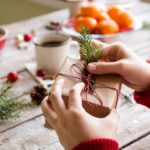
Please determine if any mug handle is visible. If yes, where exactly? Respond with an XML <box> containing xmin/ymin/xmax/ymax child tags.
<box><xmin>69</xmin><ymin>40</ymin><xmax>80</xmax><ymax>59</ymax></box>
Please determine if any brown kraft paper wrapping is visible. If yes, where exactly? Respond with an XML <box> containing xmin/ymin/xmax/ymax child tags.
<box><xmin>54</xmin><ymin>57</ymin><xmax>122</xmax><ymax>118</ymax></box>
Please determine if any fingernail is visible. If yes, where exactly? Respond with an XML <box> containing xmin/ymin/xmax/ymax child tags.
<box><xmin>88</xmin><ymin>63</ymin><xmax>96</xmax><ymax>72</ymax></box>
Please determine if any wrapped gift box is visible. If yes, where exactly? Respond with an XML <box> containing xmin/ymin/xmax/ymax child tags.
<box><xmin>52</xmin><ymin>57</ymin><xmax>122</xmax><ymax>118</ymax></box>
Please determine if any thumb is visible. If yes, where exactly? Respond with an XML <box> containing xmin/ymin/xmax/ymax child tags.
<box><xmin>87</xmin><ymin>61</ymin><xmax>121</xmax><ymax>74</ymax></box>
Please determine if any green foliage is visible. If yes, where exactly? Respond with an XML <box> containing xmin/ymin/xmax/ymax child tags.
<box><xmin>142</xmin><ymin>21</ymin><xmax>150</xmax><ymax>30</ymax></box>
<box><xmin>79</xmin><ymin>27</ymin><xmax>101</xmax><ymax>63</ymax></box>
<box><xmin>0</xmin><ymin>81</ymin><xmax>34</xmax><ymax>120</ymax></box>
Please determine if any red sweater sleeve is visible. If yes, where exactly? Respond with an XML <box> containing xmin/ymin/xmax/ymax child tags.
<box><xmin>73</xmin><ymin>138</ymin><xmax>118</xmax><ymax>150</ymax></box>
<box><xmin>134</xmin><ymin>89</ymin><xmax>150</xmax><ymax>108</ymax></box>
<box><xmin>135</xmin><ymin>59</ymin><xmax>150</xmax><ymax>108</ymax></box>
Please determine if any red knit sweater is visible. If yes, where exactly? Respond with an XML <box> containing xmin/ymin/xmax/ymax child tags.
<box><xmin>73</xmin><ymin>90</ymin><xmax>150</xmax><ymax>150</ymax></box>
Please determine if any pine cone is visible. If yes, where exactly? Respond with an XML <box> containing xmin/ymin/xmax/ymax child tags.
<box><xmin>30</xmin><ymin>85</ymin><xmax>48</xmax><ymax>105</ymax></box>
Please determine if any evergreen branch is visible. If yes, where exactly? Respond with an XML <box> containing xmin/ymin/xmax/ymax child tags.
<box><xmin>0</xmin><ymin>82</ymin><xmax>35</xmax><ymax>120</ymax></box>
<box><xmin>79</xmin><ymin>27</ymin><xmax>101</xmax><ymax>63</ymax></box>
<box><xmin>0</xmin><ymin>81</ymin><xmax>12</xmax><ymax>97</ymax></box>
<box><xmin>142</xmin><ymin>21</ymin><xmax>150</xmax><ymax>30</ymax></box>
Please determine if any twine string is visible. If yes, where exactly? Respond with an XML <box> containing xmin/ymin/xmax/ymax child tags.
<box><xmin>58</xmin><ymin>63</ymin><xmax>119</xmax><ymax>106</ymax></box>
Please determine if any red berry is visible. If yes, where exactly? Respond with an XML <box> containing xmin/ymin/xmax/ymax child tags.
<box><xmin>69</xmin><ymin>18</ymin><xmax>75</xmax><ymax>24</ymax></box>
<box><xmin>24</xmin><ymin>33</ymin><xmax>32</xmax><ymax>42</ymax></box>
<box><xmin>120</xmin><ymin>27</ymin><xmax>133</xmax><ymax>32</ymax></box>
<box><xmin>7</xmin><ymin>71</ymin><xmax>19</xmax><ymax>82</ymax></box>
<box><xmin>36</xmin><ymin>69</ymin><xmax>47</xmax><ymax>77</ymax></box>
<box><xmin>146</xmin><ymin>59</ymin><xmax>150</xmax><ymax>63</ymax></box>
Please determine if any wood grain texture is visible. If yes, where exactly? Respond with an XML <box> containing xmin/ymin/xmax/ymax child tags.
<box><xmin>117</xmin><ymin>104</ymin><xmax>150</xmax><ymax>149</ymax></box>
<box><xmin>122</xmin><ymin>134</ymin><xmax>150</xmax><ymax>150</ymax></box>
<box><xmin>0</xmin><ymin>116</ymin><xmax>58</xmax><ymax>150</ymax></box>
<box><xmin>0</xmin><ymin>104</ymin><xmax>149</xmax><ymax>150</ymax></box>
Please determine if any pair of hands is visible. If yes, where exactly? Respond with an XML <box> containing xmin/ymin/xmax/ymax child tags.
<box><xmin>42</xmin><ymin>40</ymin><xmax>150</xmax><ymax>150</ymax></box>
<box><xmin>42</xmin><ymin>80</ymin><xmax>119</xmax><ymax>150</ymax></box>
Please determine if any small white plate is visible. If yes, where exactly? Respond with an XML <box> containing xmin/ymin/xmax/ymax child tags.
<box><xmin>62</xmin><ymin>17</ymin><xmax>142</xmax><ymax>39</ymax></box>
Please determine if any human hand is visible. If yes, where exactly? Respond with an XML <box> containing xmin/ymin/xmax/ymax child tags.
<box><xmin>87</xmin><ymin>40</ymin><xmax>150</xmax><ymax>92</ymax></box>
<box><xmin>41</xmin><ymin>79</ymin><xmax>119</xmax><ymax>150</ymax></box>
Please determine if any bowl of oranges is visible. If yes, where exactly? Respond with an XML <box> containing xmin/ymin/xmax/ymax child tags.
<box><xmin>62</xmin><ymin>2</ymin><xmax>142</xmax><ymax>38</ymax></box>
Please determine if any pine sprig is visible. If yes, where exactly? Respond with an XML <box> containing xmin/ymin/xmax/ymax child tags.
<box><xmin>79</xmin><ymin>28</ymin><xmax>101</xmax><ymax>63</ymax></box>
<box><xmin>0</xmin><ymin>81</ymin><xmax>35</xmax><ymax>120</ymax></box>
<box><xmin>142</xmin><ymin>21</ymin><xmax>150</xmax><ymax>30</ymax></box>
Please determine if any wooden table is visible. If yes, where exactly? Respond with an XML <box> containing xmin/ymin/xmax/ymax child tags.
<box><xmin>0</xmin><ymin>2</ymin><xmax>150</xmax><ymax>150</ymax></box>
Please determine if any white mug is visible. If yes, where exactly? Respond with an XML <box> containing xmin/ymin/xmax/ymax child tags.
<box><xmin>33</xmin><ymin>33</ymin><xmax>79</xmax><ymax>76</ymax></box>
<box><xmin>66</xmin><ymin>0</ymin><xmax>84</xmax><ymax>17</ymax></box>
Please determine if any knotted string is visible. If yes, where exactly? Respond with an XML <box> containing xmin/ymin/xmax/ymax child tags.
<box><xmin>58</xmin><ymin>63</ymin><xmax>119</xmax><ymax>107</ymax></box>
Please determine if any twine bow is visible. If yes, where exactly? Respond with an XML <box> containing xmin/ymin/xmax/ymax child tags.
<box><xmin>58</xmin><ymin>63</ymin><xmax>119</xmax><ymax>107</ymax></box>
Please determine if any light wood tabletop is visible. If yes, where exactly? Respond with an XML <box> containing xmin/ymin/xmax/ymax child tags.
<box><xmin>0</xmin><ymin>1</ymin><xmax>150</xmax><ymax>150</ymax></box>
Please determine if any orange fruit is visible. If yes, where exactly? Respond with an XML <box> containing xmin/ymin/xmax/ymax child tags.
<box><xmin>108</xmin><ymin>5</ymin><xmax>123</xmax><ymax>20</ymax></box>
<box><xmin>74</xmin><ymin>17</ymin><xmax>97</xmax><ymax>32</ymax></box>
<box><xmin>97</xmin><ymin>12</ymin><xmax>111</xmax><ymax>22</ymax></box>
<box><xmin>95</xmin><ymin>19</ymin><xmax>119</xmax><ymax>34</ymax></box>
<box><xmin>75</xmin><ymin>12</ymin><xmax>84</xmax><ymax>18</ymax></box>
<box><xmin>75</xmin><ymin>11</ymin><xmax>90</xmax><ymax>18</ymax></box>
<box><xmin>80</xmin><ymin>2</ymin><xmax>106</xmax><ymax>19</ymax></box>
<box><xmin>115</xmin><ymin>10</ymin><xmax>134</xmax><ymax>29</ymax></box>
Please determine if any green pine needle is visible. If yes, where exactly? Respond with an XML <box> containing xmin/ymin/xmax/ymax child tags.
<box><xmin>142</xmin><ymin>21</ymin><xmax>150</xmax><ymax>30</ymax></box>
<box><xmin>0</xmin><ymin>81</ymin><xmax>35</xmax><ymax>120</ymax></box>
<box><xmin>79</xmin><ymin>27</ymin><xmax>101</xmax><ymax>63</ymax></box>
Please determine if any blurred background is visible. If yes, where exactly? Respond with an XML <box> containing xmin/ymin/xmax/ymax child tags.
<box><xmin>0</xmin><ymin>0</ymin><xmax>149</xmax><ymax>25</ymax></box>
<box><xmin>0</xmin><ymin>0</ymin><xmax>55</xmax><ymax>24</ymax></box>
